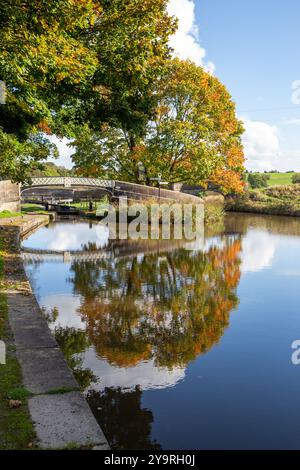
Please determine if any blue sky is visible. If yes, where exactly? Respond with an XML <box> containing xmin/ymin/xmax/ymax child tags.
<box><xmin>196</xmin><ymin>0</ymin><xmax>300</xmax><ymax>171</ymax></box>
<box><xmin>53</xmin><ymin>0</ymin><xmax>300</xmax><ymax>171</ymax></box>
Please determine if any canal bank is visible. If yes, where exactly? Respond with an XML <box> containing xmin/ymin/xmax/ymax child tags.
<box><xmin>0</xmin><ymin>215</ymin><xmax>109</xmax><ymax>449</ymax></box>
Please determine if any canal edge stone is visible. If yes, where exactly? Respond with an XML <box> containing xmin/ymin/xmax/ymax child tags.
<box><xmin>28</xmin><ymin>392</ymin><xmax>109</xmax><ymax>449</ymax></box>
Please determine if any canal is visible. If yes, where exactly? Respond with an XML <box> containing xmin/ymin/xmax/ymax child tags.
<box><xmin>21</xmin><ymin>213</ymin><xmax>300</xmax><ymax>450</ymax></box>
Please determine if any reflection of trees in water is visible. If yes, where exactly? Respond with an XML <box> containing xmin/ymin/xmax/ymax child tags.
<box><xmin>44</xmin><ymin>314</ymin><xmax>160</xmax><ymax>450</ymax></box>
<box><xmin>80</xmin><ymin>241</ymin><xmax>105</xmax><ymax>252</ymax></box>
<box><xmin>225</xmin><ymin>212</ymin><xmax>300</xmax><ymax>238</ymax></box>
<box><xmin>70</xmin><ymin>239</ymin><xmax>242</xmax><ymax>369</ymax></box>
<box><xmin>54</xmin><ymin>325</ymin><xmax>96</xmax><ymax>390</ymax></box>
<box><xmin>39</xmin><ymin>238</ymin><xmax>242</xmax><ymax>451</ymax></box>
<box><xmin>41</xmin><ymin>304</ymin><xmax>96</xmax><ymax>389</ymax></box>
<box><xmin>86</xmin><ymin>386</ymin><xmax>161</xmax><ymax>450</ymax></box>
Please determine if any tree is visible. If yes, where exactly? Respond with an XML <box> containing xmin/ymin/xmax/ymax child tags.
<box><xmin>292</xmin><ymin>173</ymin><xmax>300</xmax><ymax>184</ymax></box>
<box><xmin>62</xmin><ymin>1</ymin><xmax>177</xmax><ymax>142</ymax></box>
<box><xmin>31</xmin><ymin>162</ymin><xmax>73</xmax><ymax>177</ymax></box>
<box><xmin>0</xmin><ymin>0</ymin><xmax>176</xmax><ymax>182</ymax></box>
<box><xmin>0</xmin><ymin>0</ymin><xmax>99</xmax><ymax>181</ymax></box>
<box><xmin>0</xmin><ymin>128</ymin><xmax>58</xmax><ymax>182</ymax></box>
<box><xmin>72</xmin><ymin>59</ymin><xmax>245</xmax><ymax>193</ymax></box>
<box><xmin>248</xmin><ymin>173</ymin><xmax>270</xmax><ymax>189</ymax></box>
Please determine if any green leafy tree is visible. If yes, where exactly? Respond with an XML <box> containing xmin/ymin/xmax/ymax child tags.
<box><xmin>0</xmin><ymin>129</ymin><xmax>58</xmax><ymax>182</ymax></box>
<box><xmin>248</xmin><ymin>173</ymin><xmax>270</xmax><ymax>189</ymax></box>
<box><xmin>63</xmin><ymin>0</ymin><xmax>177</xmax><ymax>143</ymax></box>
<box><xmin>0</xmin><ymin>0</ymin><xmax>99</xmax><ymax>181</ymax></box>
<box><xmin>31</xmin><ymin>162</ymin><xmax>73</xmax><ymax>177</ymax></box>
<box><xmin>0</xmin><ymin>0</ymin><xmax>176</xmax><ymax>182</ymax></box>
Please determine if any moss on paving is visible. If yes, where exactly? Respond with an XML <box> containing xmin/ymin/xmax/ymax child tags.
<box><xmin>0</xmin><ymin>231</ymin><xmax>36</xmax><ymax>450</ymax></box>
<box><xmin>0</xmin><ymin>210</ymin><xmax>22</xmax><ymax>219</ymax></box>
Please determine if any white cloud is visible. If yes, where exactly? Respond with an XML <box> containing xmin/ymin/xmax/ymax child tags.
<box><xmin>242</xmin><ymin>119</ymin><xmax>281</xmax><ymax>171</ymax></box>
<box><xmin>167</xmin><ymin>0</ymin><xmax>215</xmax><ymax>73</ymax></box>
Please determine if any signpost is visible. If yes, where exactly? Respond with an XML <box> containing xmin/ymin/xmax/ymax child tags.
<box><xmin>150</xmin><ymin>174</ymin><xmax>169</xmax><ymax>202</ymax></box>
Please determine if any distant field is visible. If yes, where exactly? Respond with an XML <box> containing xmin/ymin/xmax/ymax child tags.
<box><xmin>265</xmin><ymin>173</ymin><xmax>294</xmax><ymax>186</ymax></box>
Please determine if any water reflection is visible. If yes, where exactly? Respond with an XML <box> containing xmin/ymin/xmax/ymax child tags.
<box><xmin>24</xmin><ymin>213</ymin><xmax>300</xmax><ymax>449</ymax></box>
<box><xmin>23</xmin><ymin>219</ymin><xmax>242</xmax><ymax>449</ymax></box>
<box><xmin>23</xmin><ymin>219</ymin><xmax>110</xmax><ymax>251</ymax></box>
<box><xmin>87</xmin><ymin>387</ymin><xmax>161</xmax><ymax>450</ymax></box>
<box><xmin>71</xmin><ymin>241</ymin><xmax>241</xmax><ymax>369</ymax></box>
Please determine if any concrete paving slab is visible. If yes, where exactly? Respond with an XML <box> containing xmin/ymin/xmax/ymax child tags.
<box><xmin>29</xmin><ymin>392</ymin><xmax>110</xmax><ymax>449</ymax></box>
<box><xmin>7</xmin><ymin>293</ymin><xmax>57</xmax><ymax>349</ymax></box>
<box><xmin>17</xmin><ymin>347</ymin><xmax>79</xmax><ymax>394</ymax></box>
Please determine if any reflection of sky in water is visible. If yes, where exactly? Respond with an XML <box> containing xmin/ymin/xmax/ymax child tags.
<box><xmin>241</xmin><ymin>229</ymin><xmax>276</xmax><ymax>273</ymax></box>
<box><xmin>83</xmin><ymin>347</ymin><xmax>185</xmax><ymax>391</ymax></box>
<box><xmin>22</xmin><ymin>221</ymin><xmax>109</xmax><ymax>251</ymax></box>
<box><xmin>42</xmin><ymin>293</ymin><xmax>85</xmax><ymax>330</ymax></box>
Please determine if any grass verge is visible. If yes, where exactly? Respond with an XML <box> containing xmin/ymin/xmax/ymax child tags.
<box><xmin>0</xmin><ymin>210</ymin><xmax>21</xmax><ymax>219</ymax></box>
<box><xmin>21</xmin><ymin>203</ymin><xmax>48</xmax><ymax>215</ymax></box>
<box><xmin>0</xmin><ymin>231</ymin><xmax>36</xmax><ymax>449</ymax></box>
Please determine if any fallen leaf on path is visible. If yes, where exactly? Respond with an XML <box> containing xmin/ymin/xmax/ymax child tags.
<box><xmin>8</xmin><ymin>400</ymin><xmax>22</xmax><ymax>408</ymax></box>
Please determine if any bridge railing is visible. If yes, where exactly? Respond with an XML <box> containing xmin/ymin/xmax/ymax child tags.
<box><xmin>23</xmin><ymin>177</ymin><xmax>115</xmax><ymax>189</ymax></box>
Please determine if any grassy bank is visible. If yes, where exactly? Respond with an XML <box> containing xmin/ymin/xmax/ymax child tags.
<box><xmin>226</xmin><ymin>184</ymin><xmax>300</xmax><ymax>217</ymax></box>
<box><xmin>0</xmin><ymin>231</ymin><xmax>35</xmax><ymax>449</ymax></box>
<box><xmin>0</xmin><ymin>210</ymin><xmax>21</xmax><ymax>218</ymax></box>
<box><xmin>21</xmin><ymin>204</ymin><xmax>48</xmax><ymax>215</ymax></box>
<box><xmin>0</xmin><ymin>205</ymin><xmax>48</xmax><ymax>219</ymax></box>
<box><xmin>265</xmin><ymin>172</ymin><xmax>293</xmax><ymax>186</ymax></box>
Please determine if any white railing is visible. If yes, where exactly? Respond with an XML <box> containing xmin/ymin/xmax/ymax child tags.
<box><xmin>23</xmin><ymin>177</ymin><xmax>115</xmax><ymax>189</ymax></box>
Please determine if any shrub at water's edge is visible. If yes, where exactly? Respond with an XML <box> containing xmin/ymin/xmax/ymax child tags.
<box><xmin>203</xmin><ymin>193</ymin><xmax>225</xmax><ymax>227</ymax></box>
<box><xmin>226</xmin><ymin>184</ymin><xmax>300</xmax><ymax>217</ymax></box>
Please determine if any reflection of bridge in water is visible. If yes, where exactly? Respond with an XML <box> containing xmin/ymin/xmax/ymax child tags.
<box><xmin>21</xmin><ymin>237</ymin><xmax>205</xmax><ymax>264</ymax></box>
<box><xmin>21</xmin><ymin>248</ymin><xmax>112</xmax><ymax>263</ymax></box>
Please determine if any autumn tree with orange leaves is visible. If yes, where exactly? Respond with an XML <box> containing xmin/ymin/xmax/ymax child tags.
<box><xmin>72</xmin><ymin>58</ymin><xmax>245</xmax><ymax>193</ymax></box>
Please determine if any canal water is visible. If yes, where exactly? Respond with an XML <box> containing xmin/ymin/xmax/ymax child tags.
<box><xmin>22</xmin><ymin>214</ymin><xmax>300</xmax><ymax>450</ymax></box>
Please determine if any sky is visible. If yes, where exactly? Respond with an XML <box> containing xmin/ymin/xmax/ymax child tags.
<box><xmin>53</xmin><ymin>0</ymin><xmax>300</xmax><ymax>172</ymax></box>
